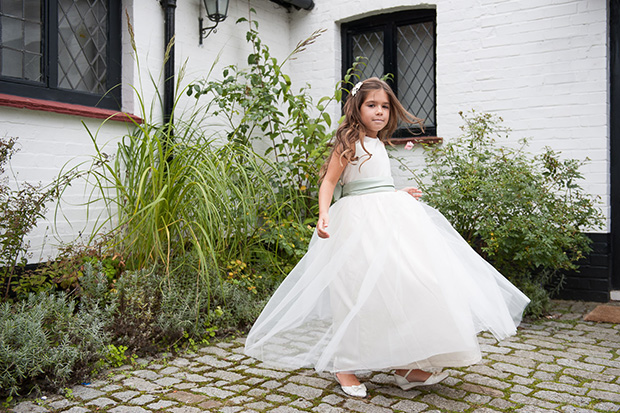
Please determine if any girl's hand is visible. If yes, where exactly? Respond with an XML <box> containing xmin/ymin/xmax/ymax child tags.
<box><xmin>317</xmin><ymin>213</ymin><xmax>330</xmax><ymax>238</ymax></box>
<box><xmin>401</xmin><ymin>187</ymin><xmax>423</xmax><ymax>200</ymax></box>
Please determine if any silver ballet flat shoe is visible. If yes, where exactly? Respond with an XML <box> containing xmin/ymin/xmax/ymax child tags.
<box><xmin>340</xmin><ymin>382</ymin><xmax>367</xmax><ymax>397</ymax></box>
<box><xmin>394</xmin><ymin>370</ymin><xmax>449</xmax><ymax>390</ymax></box>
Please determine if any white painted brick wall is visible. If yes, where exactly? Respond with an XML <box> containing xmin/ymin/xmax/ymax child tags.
<box><xmin>288</xmin><ymin>0</ymin><xmax>609</xmax><ymax>231</ymax></box>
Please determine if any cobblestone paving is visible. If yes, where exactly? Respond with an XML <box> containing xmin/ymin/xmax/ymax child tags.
<box><xmin>9</xmin><ymin>300</ymin><xmax>620</xmax><ymax>413</ymax></box>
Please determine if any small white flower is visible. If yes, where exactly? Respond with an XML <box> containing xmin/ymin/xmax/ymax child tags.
<box><xmin>404</xmin><ymin>141</ymin><xmax>414</xmax><ymax>150</ymax></box>
<box><xmin>351</xmin><ymin>81</ymin><xmax>363</xmax><ymax>96</ymax></box>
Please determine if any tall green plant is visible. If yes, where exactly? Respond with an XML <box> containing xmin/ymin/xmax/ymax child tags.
<box><xmin>75</xmin><ymin>18</ymin><xmax>294</xmax><ymax>333</ymax></box>
<box><xmin>419</xmin><ymin>111</ymin><xmax>604</xmax><ymax>315</ymax></box>
<box><xmin>189</xmin><ymin>11</ymin><xmax>348</xmax><ymax>219</ymax></box>
<box><xmin>85</xmin><ymin>109</ymin><xmax>285</xmax><ymax>278</ymax></box>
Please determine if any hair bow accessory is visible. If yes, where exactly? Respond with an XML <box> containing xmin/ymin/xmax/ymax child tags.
<box><xmin>351</xmin><ymin>81</ymin><xmax>363</xmax><ymax>96</ymax></box>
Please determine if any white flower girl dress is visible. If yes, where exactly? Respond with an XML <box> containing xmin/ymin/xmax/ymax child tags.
<box><xmin>244</xmin><ymin>136</ymin><xmax>530</xmax><ymax>374</ymax></box>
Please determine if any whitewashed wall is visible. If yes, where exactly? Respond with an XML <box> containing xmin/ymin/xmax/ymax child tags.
<box><xmin>287</xmin><ymin>0</ymin><xmax>609</xmax><ymax>231</ymax></box>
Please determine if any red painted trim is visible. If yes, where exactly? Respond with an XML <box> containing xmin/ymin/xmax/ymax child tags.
<box><xmin>0</xmin><ymin>93</ymin><xmax>143</xmax><ymax>124</ymax></box>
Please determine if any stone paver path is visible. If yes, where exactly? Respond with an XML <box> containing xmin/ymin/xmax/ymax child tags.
<box><xmin>8</xmin><ymin>300</ymin><xmax>620</xmax><ymax>412</ymax></box>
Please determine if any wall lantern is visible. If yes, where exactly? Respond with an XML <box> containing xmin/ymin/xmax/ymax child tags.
<box><xmin>199</xmin><ymin>0</ymin><xmax>229</xmax><ymax>44</ymax></box>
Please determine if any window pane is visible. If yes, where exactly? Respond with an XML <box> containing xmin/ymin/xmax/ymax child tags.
<box><xmin>0</xmin><ymin>0</ymin><xmax>23</xmax><ymax>18</ymax></box>
<box><xmin>397</xmin><ymin>22</ymin><xmax>436</xmax><ymax>127</ymax></box>
<box><xmin>24</xmin><ymin>21</ymin><xmax>41</xmax><ymax>53</ymax></box>
<box><xmin>24</xmin><ymin>52</ymin><xmax>41</xmax><ymax>81</ymax></box>
<box><xmin>352</xmin><ymin>30</ymin><xmax>384</xmax><ymax>80</ymax></box>
<box><xmin>1</xmin><ymin>48</ymin><xmax>23</xmax><ymax>78</ymax></box>
<box><xmin>57</xmin><ymin>0</ymin><xmax>108</xmax><ymax>94</ymax></box>
<box><xmin>0</xmin><ymin>0</ymin><xmax>42</xmax><ymax>82</ymax></box>
<box><xmin>24</xmin><ymin>2</ymin><xmax>41</xmax><ymax>21</ymax></box>
<box><xmin>1</xmin><ymin>16</ymin><xmax>24</xmax><ymax>49</ymax></box>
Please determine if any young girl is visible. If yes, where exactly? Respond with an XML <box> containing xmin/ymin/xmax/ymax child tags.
<box><xmin>244</xmin><ymin>77</ymin><xmax>530</xmax><ymax>398</ymax></box>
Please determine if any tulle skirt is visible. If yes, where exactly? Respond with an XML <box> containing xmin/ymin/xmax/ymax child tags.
<box><xmin>244</xmin><ymin>191</ymin><xmax>530</xmax><ymax>373</ymax></box>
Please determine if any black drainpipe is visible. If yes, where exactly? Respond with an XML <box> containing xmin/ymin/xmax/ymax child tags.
<box><xmin>161</xmin><ymin>0</ymin><xmax>176</xmax><ymax>128</ymax></box>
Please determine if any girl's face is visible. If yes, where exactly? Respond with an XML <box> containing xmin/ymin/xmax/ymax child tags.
<box><xmin>359</xmin><ymin>89</ymin><xmax>390</xmax><ymax>138</ymax></box>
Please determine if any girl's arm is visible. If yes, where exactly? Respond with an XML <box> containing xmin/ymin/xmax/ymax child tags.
<box><xmin>317</xmin><ymin>153</ymin><xmax>347</xmax><ymax>239</ymax></box>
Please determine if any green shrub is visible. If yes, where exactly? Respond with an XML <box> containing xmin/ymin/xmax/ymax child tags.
<box><xmin>209</xmin><ymin>281</ymin><xmax>269</xmax><ymax>332</ymax></box>
<box><xmin>189</xmin><ymin>12</ymin><xmax>340</xmax><ymax>220</ymax></box>
<box><xmin>110</xmin><ymin>268</ymin><xmax>164</xmax><ymax>352</ymax></box>
<box><xmin>108</xmin><ymin>264</ymin><xmax>268</xmax><ymax>351</ymax></box>
<box><xmin>18</xmin><ymin>241</ymin><xmax>125</xmax><ymax>301</ymax></box>
<box><xmin>0</xmin><ymin>291</ymin><xmax>110</xmax><ymax>399</ymax></box>
<box><xmin>156</xmin><ymin>263</ymin><xmax>210</xmax><ymax>343</ymax></box>
<box><xmin>419</xmin><ymin>111</ymin><xmax>604</xmax><ymax>316</ymax></box>
<box><xmin>253</xmin><ymin>216</ymin><xmax>313</xmax><ymax>278</ymax></box>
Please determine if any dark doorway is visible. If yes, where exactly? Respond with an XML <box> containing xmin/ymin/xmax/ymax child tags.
<box><xmin>610</xmin><ymin>0</ymin><xmax>620</xmax><ymax>289</ymax></box>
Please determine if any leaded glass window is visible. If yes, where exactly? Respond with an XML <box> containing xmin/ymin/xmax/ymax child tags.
<box><xmin>342</xmin><ymin>10</ymin><xmax>437</xmax><ymax>136</ymax></box>
<box><xmin>351</xmin><ymin>30</ymin><xmax>383</xmax><ymax>81</ymax></box>
<box><xmin>0</xmin><ymin>0</ymin><xmax>43</xmax><ymax>82</ymax></box>
<box><xmin>397</xmin><ymin>21</ymin><xmax>435</xmax><ymax>129</ymax></box>
<box><xmin>58</xmin><ymin>0</ymin><xmax>108</xmax><ymax>94</ymax></box>
<box><xmin>0</xmin><ymin>0</ymin><xmax>121</xmax><ymax>109</ymax></box>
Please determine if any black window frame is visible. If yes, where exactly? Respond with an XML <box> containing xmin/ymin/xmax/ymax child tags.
<box><xmin>341</xmin><ymin>9</ymin><xmax>437</xmax><ymax>137</ymax></box>
<box><xmin>0</xmin><ymin>0</ymin><xmax>122</xmax><ymax>110</ymax></box>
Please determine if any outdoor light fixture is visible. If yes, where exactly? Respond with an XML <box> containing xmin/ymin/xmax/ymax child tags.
<box><xmin>199</xmin><ymin>0</ymin><xmax>229</xmax><ymax>44</ymax></box>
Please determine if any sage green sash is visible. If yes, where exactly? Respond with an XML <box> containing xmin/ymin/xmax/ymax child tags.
<box><xmin>333</xmin><ymin>177</ymin><xmax>395</xmax><ymax>201</ymax></box>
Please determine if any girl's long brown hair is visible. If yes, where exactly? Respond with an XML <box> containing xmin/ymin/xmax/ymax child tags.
<box><xmin>319</xmin><ymin>77</ymin><xmax>424</xmax><ymax>181</ymax></box>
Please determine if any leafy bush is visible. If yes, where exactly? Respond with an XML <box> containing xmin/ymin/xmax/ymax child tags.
<box><xmin>254</xmin><ymin>216</ymin><xmax>314</xmax><ymax>276</ymax></box>
<box><xmin>209</xmin><ymin>281</ymin><xmax>268</xmax><ymax>332</ymax></box>
<box><xmin>0</xmin><ymin>138</ymin><xmax>55</xmax><ymax>300</ymax></box>
<box><xmin>189</xmin><ymin>12</ymin><xmax>339</xmax><ymax>219</ymax></box>
<box><xmin>110</xmin><ymin>268</ymin><xmax>164</xmax><ymax>352</ymax></box>
<box><xmin>108</xmin><ymin>264</ymin><xmax>268</xmax><ymax>351</ymax></box>
<box><xmin>0</xmin><ymin>291</ymin><xmax>111</xmax><ymax>399</ymax></box>
<box><xmin>16</xmin><ymin>240</ymin><xmax>124</xmax><ymax>301</ymax></box>
<box><xmin>0</xmin><ymin>137</ymin><xmax>88</xmax><ymax>301</ymax></box>
<box><xmin>419</xmin><ymin>111</ymin><xmax>604</xmax><ymax>316</ymax></box>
